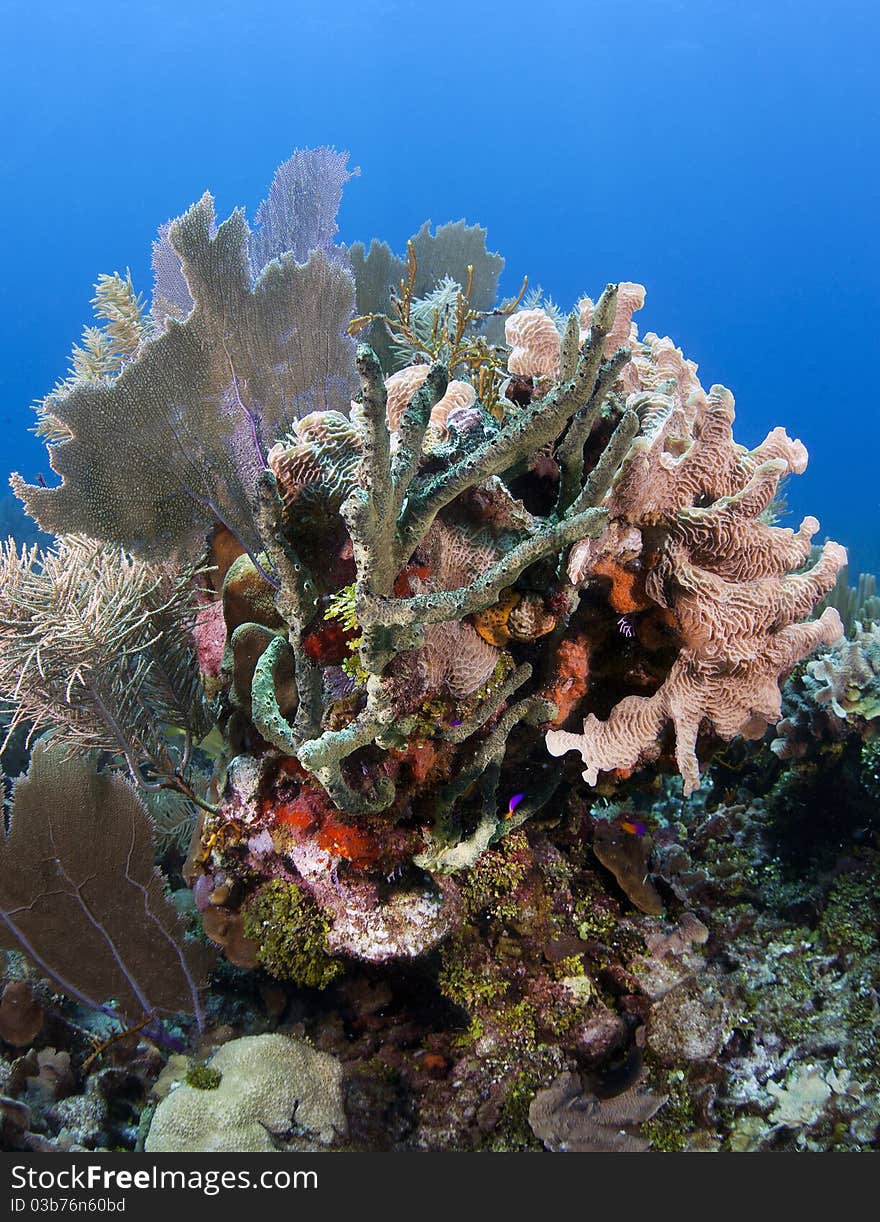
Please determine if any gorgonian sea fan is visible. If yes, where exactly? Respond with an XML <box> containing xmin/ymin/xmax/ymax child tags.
<box><xmin>14</xmin><ymin>171</ymin><xmax>360</xmax><ymax>564</ymax></box>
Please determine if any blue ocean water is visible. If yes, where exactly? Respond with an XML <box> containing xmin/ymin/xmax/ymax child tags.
<box><xmin>1</xmin><ymin>0</ymin><xmax>877</xmax><ymax>572</ymax></box>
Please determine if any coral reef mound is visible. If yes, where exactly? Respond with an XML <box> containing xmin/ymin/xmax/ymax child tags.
<box><xmin>0</xmin><ymin>148</ymin><xmax>846</xmax><ymax>1051</ymax></box>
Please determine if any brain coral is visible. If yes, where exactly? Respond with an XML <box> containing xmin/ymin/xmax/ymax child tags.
<box><xmin>145</xmin><ymin>1034</ymin><xmax>347</xmax><ymax>1152</ymax></box>
<box><xmin>385</xmin><ymin>364</ymin><xmax>476</xmax><ymax>435</ymax></box>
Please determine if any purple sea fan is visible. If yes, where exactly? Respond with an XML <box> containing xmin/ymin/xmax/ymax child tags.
<box><xmin>13</xmin><ymin>192</ymin><xmax>359</xmax><ymax>565</ymax></box>
<box><xmin>151</xmin><ymin>218</ymin><xmax>197</xmax><ymax>327</ymax></box>
<box><xmin>249</xmin><ymin>147</ymin><xmax>359</xmax><ymax>272</ymax></box>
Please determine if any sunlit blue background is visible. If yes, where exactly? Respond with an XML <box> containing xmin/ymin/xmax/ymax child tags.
<box><xmin>2</xmin><ymin>0</ymin><xmax>877</xmax><ymax>571</ymax></box>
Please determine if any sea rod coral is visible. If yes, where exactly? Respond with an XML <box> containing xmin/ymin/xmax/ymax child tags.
<box><xmin>3</xmin><ymin>146</ymin><xmax>844</xmax><ymax>988</ymax></box>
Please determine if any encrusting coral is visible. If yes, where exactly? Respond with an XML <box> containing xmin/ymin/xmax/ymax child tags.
<box><xmin>528</xmin><ymin>1070</ymin><xmax>666</xmax><ymax>1152</ymax></box>
<box><xmin>803</xmin><ymin>623</ymin><xmax>880</xmax><ymax>728</ymax></box>
<box><xmin>1</xmin><ymin>147</ymin><xmax>843</xmax><ymax>1018</ymax></box>
<box><xmin>771</xmin><ymin>620</ymin><xmax>880</xmax><ymax>762</ymax></box>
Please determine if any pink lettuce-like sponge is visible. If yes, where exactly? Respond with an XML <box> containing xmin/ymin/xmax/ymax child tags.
<box><xmin>506</xmin><ymin>308</ymin><xmax>562</xmax><ymax>378</ymax></box>
<box><xmin>548</xmin><ymin>299</ymin><xmax>846</xmax><ymax>795</ymax></box>
<box><xmin>384</xmin><ymin>364</ymin><xmax>476</xmax><ymax>435</ymax></box>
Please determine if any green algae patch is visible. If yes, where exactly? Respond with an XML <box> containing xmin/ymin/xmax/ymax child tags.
<box><xmin>438</xmin><ymin>931</ymin><xmax>509</xmax><ymax>1009</ymax></box>
<box><xmin>819</xmin><ymin>859</ymin><xmax>880</xmax><ymax>959</ymax></box>
<box><xmin>458</xmin><ymin>830</ymin><xmax>530</xmax><ymax>919</ymax></box>
<box><xmin>243</xmin><ymin>879</ymin><xmax>344</xmax><ymax>988</ymax></box>
<box><xmin>185</xmin><ymin>1064</ymin><xmax>222</xmax><ymax>1090</ymax></box>
<box><xmin>492</xmin><ymin>1068</ymin><xmax>546</xmax><ymax>1152</ymax></box>
<box><xmin>640</xmin><ymin>1068</ymin><xmax>696</xmax><ymax>1152</ymax></box>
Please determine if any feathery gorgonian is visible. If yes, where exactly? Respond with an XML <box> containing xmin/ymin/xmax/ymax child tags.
<box><xmin>0</xmin><ymin>537</ymin><xmax>210</xmax><ymax>793</ymax></box>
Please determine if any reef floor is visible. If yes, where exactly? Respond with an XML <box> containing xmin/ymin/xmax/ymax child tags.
<box><xmin>2</xmin><ymin>738</ymin><xmax>879</xmax><ymax>1154</ymax></box>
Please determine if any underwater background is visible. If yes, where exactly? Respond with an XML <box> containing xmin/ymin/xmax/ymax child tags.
<box><xmin>1</xmin><ymin>0</ymin><xmax>878</xmax><ymax>574</ymax></box>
